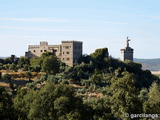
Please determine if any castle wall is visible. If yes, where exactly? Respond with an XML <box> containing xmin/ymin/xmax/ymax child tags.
<box><xmin>25</xmin><ymin>41</ymin><xmax>83</xmax><ymax>67</ymax></box>
<box><xmin>27</xmin><ymin>42</ymin><xmax>62</xmax><ymax>58</ymax></box>
<box><xmin>48</xmin><ymin>45</ymin><xmax>62</xmax><ymax>57</ymax></box>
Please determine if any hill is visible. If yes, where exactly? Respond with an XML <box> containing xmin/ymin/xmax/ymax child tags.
<box><xmin>1</xmin><ymin>49</ymin><xmax>160</xmax><ymax>119</ymax></box>
<box><xmin>134</xmin><ymin>58</ymin><xmax>160</xmax><ymax>71</ymax></box>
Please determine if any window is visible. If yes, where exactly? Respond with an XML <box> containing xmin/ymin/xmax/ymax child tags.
<box><xmin>65</xmin><ymin>46</ymin><xmax>69</xmax><ymax>49</ymax></box>
<box><xmin>34</xmin><ymin>50</ymin><xmax>36</xmax><ymax>52</ymax></box>
<box><xmin>41</xmin><ymin>50</ymin><xmax>43</xmax><ymax>52</ymax></box>
<box><xmin>44</xmin><ymin>50</ymin><xmax>47</xmax><ymax>52</ymax></box>
<box><xmin>67</xmin><ymin>58</ymin><xmax>70</xmax><ymax>61</ymax></box>
<box><xmin>63</xmin><ymin>52</ymin><xmax>64</xmax><ymax>54</ymax></box>
<box><xmin>66</xmin><ymin>52</ymin><xmax>69</xmax><ymax>54</ymax></box>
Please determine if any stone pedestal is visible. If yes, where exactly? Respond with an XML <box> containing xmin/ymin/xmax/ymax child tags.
<box><xmin>120</xmin><ymin>47</ymin><xmax>134</xmax><ymax>62</ymax></box>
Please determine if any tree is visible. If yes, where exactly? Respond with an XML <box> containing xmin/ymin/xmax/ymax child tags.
<box><xmin>25</xmin><ymin>71</ymin><xmax>32</xmax><ymax>81</ymax></box>
<box><xmin>0</xmin><ymin>63</ymin><xmax>3</xmax><ymax>70</ymax></box>
<box><xmin>41</xmin><ymin>51</ymin><xmax>54</xmax><ymax>57</ymax></box>
<box><xmin>89</xmin><ymin>73</ymin><xmax>102</xmax><ymax>86</ymax></box>
<box><xmin>2</xmin><ymin>74</ymin><xmax>11</xmax><ymax>82</ymax></box>
<box><xmin>143</xmin><ymin>82</ymin><xmax>160</xmax><ymax>115</ymax></box>
<box><xmin>138</xmin><ymin>88</ymin><xmax>148</xmax><ymax>102</ymax></box>
<box><xmin>14</xmin><ymin>82</ymin><xmax>92</xmax><ymax>120</ymax></box>
<box><xmin>30</xmin><ymin>57</ymin><xmax>42</xmax><ymax>72</ymax></box>
<box><xmin>9</xmin><ymin>63</ymin><xmax>17</xmax><ymax>71</ymax></box>
<box><xmin>90</xmin><ymin>48</ymin><xmax>109</xmax><ymax>69</ymax></box>
<box><xmin>90</xmin><ymin>48</ymin><xmax>108</xmax><ymax>60</ymax></box>
<box><xmin>124</xmin><ymin>60</ymin><xmax>142</xmax><ymax>74</ymax></box>
<box><xmin>17</xmin><ymin>57</ymin><xmax>30</xmax><ymax>68</ymax></box>
<box><xmin>47</xmin><ymin>75</ymin><xmax>58</xmax><ymax>84</ymax></box>
<box><xmin>42</xmin><ymin>55</ymin><xmax>60</xmax><ymax>75</ymax></box>
<box><xmin>14</xmin><ymin>88</ymin><xmax>32</xmax><ymax>119</ymax></box>
<box><xmin>4</xmin><ymin>58</ymin><xmax>12</xmax><ymax>64</ymax></box>
<box><xmin>23</xmin><ymin>64</ymin><xmax>29</xmax><ymax>71</ymax></box>
<box><xmin>0</xmin><ymin>59</ymin><xmax>4</xmax><ymax>64</ymax></box>
<box><xmin>84</xmin><ymin>97</ymin><xmax>115</xmax><ymax>120</ymax></box>
<box><xmin>108</xmin><ymin>72</ymin><xmax>142</xmax><ymax>119</ymax></box>
<box><xmin>0</xmin><ymin>86</ymin><xmax>16</xmax><ymax>119</ymax></box>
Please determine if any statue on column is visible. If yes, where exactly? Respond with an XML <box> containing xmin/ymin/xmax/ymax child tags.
<box><xmin>126</xmin><ymin>37</ymin><xmax>131</xmax><ymax>47</ymax></box>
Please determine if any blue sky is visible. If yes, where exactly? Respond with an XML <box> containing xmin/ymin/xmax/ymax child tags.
<box><xmin>0</xmin><ymin>0</ymin><xmax>160</xmax><ymax>58</ymax></box>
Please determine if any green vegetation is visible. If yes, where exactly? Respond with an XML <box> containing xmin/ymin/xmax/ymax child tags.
<box><xmin>0</xmin><ymin>50</ymin><xmax>160</xmax><ymax>119</ymax></box>
<box><xmin>0</xmin><ymin>86</ymin><xmax>16</xmax><ymax>119</ymax></box>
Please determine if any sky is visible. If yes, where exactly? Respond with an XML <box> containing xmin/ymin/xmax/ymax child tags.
<box><xmin>0</xmin><ymin>0</ymin><xmax>160</xmax><ymax>58</ymax></box>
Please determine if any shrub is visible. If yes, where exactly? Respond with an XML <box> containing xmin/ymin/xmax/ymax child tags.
<box><xmin>18</xmin><ymin>72</ymin><xmax>25</xmax><ymax>78</ymax></box>
<box><xmin>31</xmin><ymin>72</ymin><xmax>38</xmax><ymax>78</ymax></box>
<box><xmin>61</xmin><ymin>80</ymin><xmax>69</xmax><ymax>85</ymax></box>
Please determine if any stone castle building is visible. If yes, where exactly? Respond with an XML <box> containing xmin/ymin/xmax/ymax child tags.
<box><xmin>120</xmin><ymin>37</ymin><xmax>134</xmax><ymax>62</ymax></box>
<box><xmin>25</xmin><ymin>41</ymin><xmax>83</xmax><ymax>66</ymax></box>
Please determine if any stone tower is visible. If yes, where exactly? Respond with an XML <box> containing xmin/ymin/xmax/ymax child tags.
<box><xmin>61</xmin><ymin>41</ymin><xmax>82</xmax><ymax>67</ymax></box>
<box><xmin>120</xmin><ymin>37</ymin><xmax>134</xmax><ymax>62</ymax></box>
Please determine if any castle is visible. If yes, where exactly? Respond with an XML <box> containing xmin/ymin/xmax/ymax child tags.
<box><xmin>25</xmin><ymin>41</ymin><xmax>83</xmax><ymax>66</ymax></box>
<box><xmin>120</xmin><ymin>37</ymin><xmax>134</xmax><ymax>62</ymax></box>
<box><xmin>25</xmin><ymin>37</ymin><xmax>133</xmax><ymax>67</ymax></box>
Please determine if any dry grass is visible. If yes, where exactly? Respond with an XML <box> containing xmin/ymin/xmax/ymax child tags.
<box><xmin>70</xmin><ymin>84</ymin><xmax>85</xmax><ymax>88</ymax></box>
<box><xmin>0</xmin><ymin>82</ymin><xmax>9</xmax><ymax>87</ymax></box>
<box><xmin>151</xmin><ymin>71</ymin><xmax>160</xmax><ymax>76</ymax></box>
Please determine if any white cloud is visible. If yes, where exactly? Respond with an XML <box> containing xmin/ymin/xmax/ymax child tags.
<box><xmin>95</xmin><ymin>21</ymin><xmax>144</xmax><ymax>25</ymax></box>
<box><xmin>0</xmin><ymin>17</ymin><xmax>77</xmax><ymax>22</ymax></box>
<box><xmin>0</xmin><ymin>26</ymin><xmax>93</xmax><ymax>32</ymax></box>
<box><xmin>138</xmin><ymin>15</ymin><xmax>160</xmax><ymax>20</ymax></box>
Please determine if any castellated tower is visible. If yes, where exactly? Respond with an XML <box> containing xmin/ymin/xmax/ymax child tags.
<box><xmin>25</xmin><ymin>41</ymin><xmax>82</xmax><ymax>67</ymax></box>
<box><xmin>120</xmin><ymin>37</ymin><xmax>134</xmax><ymax>62</ymax></box>
<box><xmin>61</xmin><ymin>41</ymin><xmax>82</xmax><ymax>67</ymax></box>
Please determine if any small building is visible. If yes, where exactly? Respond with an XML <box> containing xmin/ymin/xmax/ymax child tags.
<box><xmin>25</xmin><ymin>41</ymin><xmax>83</xmax><ymax>67</ymax></box>
<box><xmin>120</xmin><ymin>37</ymin><xmax>134</xmax><ymax>62</ymax></box>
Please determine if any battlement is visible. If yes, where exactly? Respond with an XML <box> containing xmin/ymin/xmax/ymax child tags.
<box><xmin>48</xmin><ymin>45</ymin><xmax>61</xmax><ymax>47</ymax></box>
<box><xmin>40</xmin><ymin>41</ymin><xmax>48</xmax><ymax>43</ymax></box>
<box><xmin>62</xmin><ymin>41</ymin><xmax>82</xmax><ymax>43</ymax></box>
<box><xmin>40</xmin><ymin>41</ymin><xmax>48</xmax><ymax>46</ymax></box>
<box><xmin>29</xmin><ymin>45</ymin><xmax>39</xmax><ymax>47</ymax></box>
<box><xmin>121</xmin><ymin>47</ymin><xmax>133</xmax><ymax>51</ymax></box>
<box><xmin>29</xmin><ymin>45</ymin><xmax>40</xmax><ymax>48</ymax></box>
